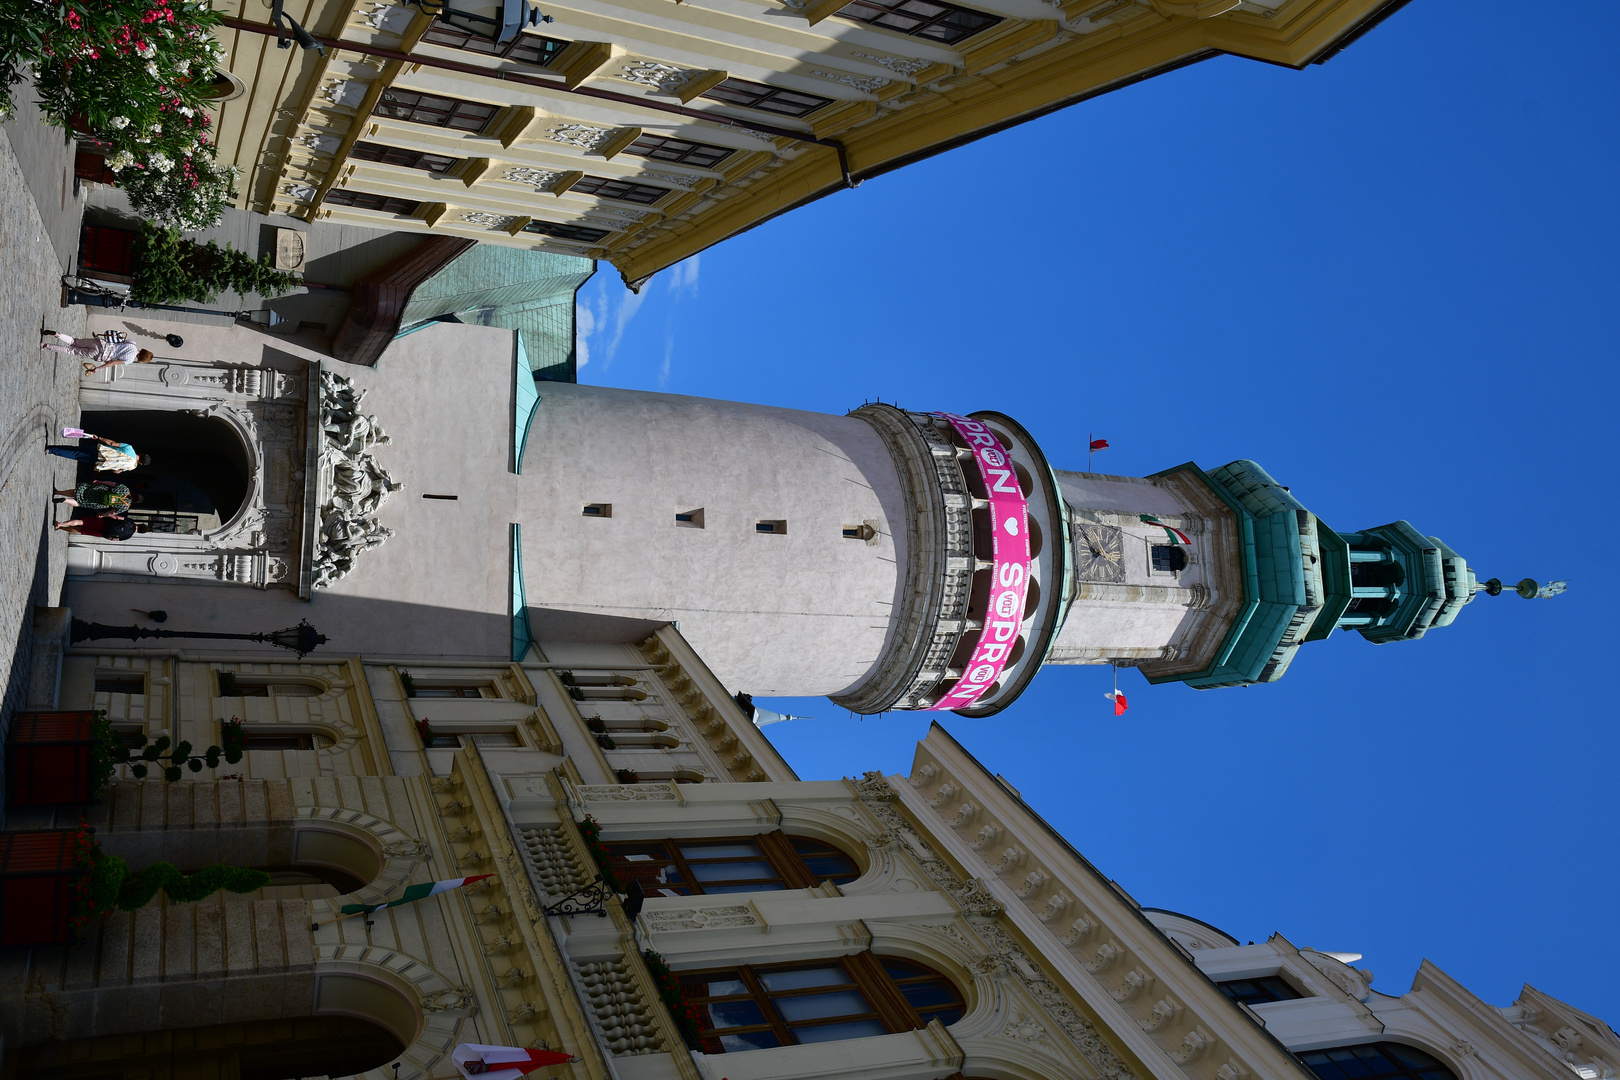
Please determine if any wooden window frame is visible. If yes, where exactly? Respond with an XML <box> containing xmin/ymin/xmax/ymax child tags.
<box><xmin>242</xmin><ymin>730</ymin><xmax>317</xmax><ymax>751</ymax></box>
<box><xmin>699</xmin><ymin>78</ymin><xmax>833</xmax><ymax>118</ymax></box>
<box><xmin>374</xmin><ymin>87</ymin><xmax>499</xmax><ymax>133</ymax></box>
<box><xmin>680</xmin><ymin>951</ymin><xmax>962</xmax><ymax>1055</ymax></box>
<box><xmin>601</xmin><ymin>830</ymin><xmax>858</xmax><ymax>897</ymax></box>
<box><xmin>419</xmin><ymin>22</ymin><xmax>571</xmax><ymax>68</ymax></box>
<box><xmin>1216</xmin><ymin>975</ymin><xmax>1304</xmax><ymax>1006</ymax></box>
<box><xmin>324</xmin><ymin>188</ymin><xmax>423</xmax><ymax>216</ymax></box>
<box><xmin>569</xmin><ymin>174</ymin><xmax>671</xmax><ymax>205</ymax></box>
<box><xmin>622</xmin><ymin>133</ymin><xmax>734</xmax><ymax>169</ymax></box>
<box><xmin>95</xmin><ymin>673</ymin><xmax>146</xmax><ymax>696</ymax></box>
<box><xmin>350</xmin><ymin>140</ymin><xmax>460</xmax><ymax>175</ymax></box>
<box><xmin>410</xmin><ymin>683</ymin><xmax>495</xmax><ymax>699</ymax></box>
<box><xmin>832</xmin><ymin>0</ymin><xmax>1002</xmax><ymax>45</ymax></box>
<box><xmin>524</xmin><ymin>219</ymin><xmax>610</xmax><ymax>243</ymax></box>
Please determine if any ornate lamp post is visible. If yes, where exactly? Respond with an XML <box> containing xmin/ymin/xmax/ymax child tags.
<box><xmin>70</xmin><ymin>618</ymin><xmax>327</xmax><ymax>658</ymax></box>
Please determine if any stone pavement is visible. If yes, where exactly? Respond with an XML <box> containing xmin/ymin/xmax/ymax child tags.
<box><xmin>0</xmin><ymin>94</ymin><xmax>88</xmax><ymax>780</ymax></box>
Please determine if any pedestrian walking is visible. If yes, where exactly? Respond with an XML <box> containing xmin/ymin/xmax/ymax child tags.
<box><xmin>41</xmin><ymin>331</ymin><xmax>153</xmax><ymax>374</ymax></box>
<box><xmin>54</xmin><ymin>481</ymin><xmax>142</xmax><ymax>513</ymax></box>
<box><xmin>54</xmin><ymin>515</ymin><xmax>148</xmax><ymax>540</ymax></box>
<box><xmin>45</xmin><ymin>433</ymin><xmax>149</xmax><ymax>473</ymax></box>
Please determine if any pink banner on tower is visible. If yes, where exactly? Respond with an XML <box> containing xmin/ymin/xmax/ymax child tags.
<box><xmin>926</xmin><ymin>413</ymin><xmax>1031</xmax><ymax>711</ymax></box>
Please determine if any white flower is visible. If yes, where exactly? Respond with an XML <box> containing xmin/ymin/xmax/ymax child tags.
<box><xmin>136</xmin><ymin>43</ymin><xmax>156</xmax><ymax>59</ymax></box>
<box><xmin>177</xmin><ymin>106</ymin><xmax>194</xmax><ymax>118</ymax></box>
<box><xmin>150</xmin><ymin>153</ymin><xmax>173</xmax><ymax>173</ymax></box>
<box><xmin>146</xmin><ymin>61</ymin><xmax>160</xmax><ymax>76</ymax></box>
<box><xmin>110</xmin><ymin>115</ymin><xmax>129</xmax><ymax>129</ymax></box>
<box><xmin>108</xmin><ymin>151</ymin><xmax>135</xmax><ymax>171</ymax></box>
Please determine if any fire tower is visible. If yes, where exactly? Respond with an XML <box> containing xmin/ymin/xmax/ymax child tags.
<box><xmin>516</xmin><ymin>386</ymin><xmax>1532</xmax><ymax>715</ymax></box>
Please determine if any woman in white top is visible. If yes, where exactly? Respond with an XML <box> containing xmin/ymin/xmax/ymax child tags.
<box><xmin>41</xmin><ymin>332</ymin><xmax>153</xmax><ymax>374</ymax></box>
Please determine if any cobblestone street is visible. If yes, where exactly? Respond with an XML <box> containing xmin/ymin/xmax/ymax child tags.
<box><xmin>0</xmin><ymin>99</ymin><xmax>87</xmax><ymax>739</ymax></box>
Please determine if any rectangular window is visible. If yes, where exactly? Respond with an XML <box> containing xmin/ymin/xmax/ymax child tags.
<box><xmin>375</xmin><ymin>87</ymin><xmax>499</xmax><ymax>133</ymax></box>
<box><xmin>412</xmin><ymin>684</ymin><xmax>494</xmax><ymax>698</ymax></box>
<box><xmin>111</xmin><ymin>724</ymin><xmax>147</xmax><ymax>751</ymax></box>
<box><xmin>1216</xmin><ymin>975</ymin><xmax>1303</xmax><ymax>1006</ymax></box>
<box><xmin>756</xmin><ymin>519</ymin><xmax>786</xmax><ymax>535</ymax></box>
<box><xmin>582</xmin><ymin>503</ymin><xmax>613</xmax><ymax>518</ymax></box>
<box><xmin>700</xmin><ymin>78</ymin><xmax>833</xmax><ymax>118</ymax></box>
<box><xmin>622</xmin><ymin>133</ymin><xmax>734</xmax><ymax>169</ymax></box>
<box><xmin>243</xmin><ymin>731</ymin><xmax>316</xmax><ymax>751</ymax></box>
<box><xmin>350</xmin><ymin>140</ymin><xmax>459</xmax><ymax>174</ymax></box>
<box><xmin>422</xmin><ymin>729</ymin><xmax>518</xmax><ymax>748</ymax></box>
<box><xmin>601</xmin><ymin>833</ymin><xmax>857</xmax><ymax>897</ymax></box>
<box><xmin>523</xmin><ymin>219</ymin><xmax>611</xmax><ymax>243</ymax></box>
<box><xmin>675</xmin><ymin>508</ymin><xmax>705</xmax><ymax>528</ymax></box>
<box><xmin>324</xmin><ymin>188</ymin><xmax>423</xmax><ymax>216</ymax></box>
<box><xmin>833</xmin><ymin>0</ymin><xmax>1001</xmax><ymax>44</ymax></box>
<box><xmin>569</xmin><ymin>175</ymin><xmax>671</xmax><ymax>205</ymax></box>
<box><xmin>420</xmin><ymin>24</ymin><xmax>571</xmax><ymax>67</ymax></box>
<box><xmin>95</xmin><ymin>674</ymin><xmax>145</xmax><ymax>695</ymax></box>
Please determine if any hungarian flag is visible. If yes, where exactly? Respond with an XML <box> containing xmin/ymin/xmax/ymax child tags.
<box><xmin>1105</xmin><ymin>690</ymin><xmax>1128</xmax><ymax>716</ymax></box>
<box><xmin>340</xmin><ymin>874</ymin><xmax>492</xmax><ymax>915</ymax></box>
<box><xmin>452</xmin><ymin>1044</ymin><xmax>577</xmax><ymax>1080</ymax></box>
<box><xmin>1140</xmin><ymin>514</ymin><xmax>1191</xmax><ymax>546</ymax></box>
<box><xmin>1090</xmin><ymin>439</ymin><xmax>1110</xmax><ymax>452</ymax></box>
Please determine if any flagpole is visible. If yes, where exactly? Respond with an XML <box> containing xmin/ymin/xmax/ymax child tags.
<box><xmin>1089</xmin><ymin>432</ymin><xmax>1093</xmax><ymax>473</ymax></box>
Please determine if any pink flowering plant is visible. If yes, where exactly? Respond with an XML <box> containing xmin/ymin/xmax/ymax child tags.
<box><xmin>6</xmin><ymin>0</ymin><xmax>238</xmax><ymax>229</ymax></box>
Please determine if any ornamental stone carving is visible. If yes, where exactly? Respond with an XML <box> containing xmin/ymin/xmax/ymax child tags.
<box><xmin>813</xmin><ymin>70</ymin><xmax>890</xmax><ymax>94</ymax></box>
<box><xmin>616</xmin><ymin>61</ymin><xmax>699</xmax><ymax>94</ymax></box>
<box><xmin>575</xmin><ymin>783</ymin><xmax>678</xmax><ymax>801</ymax></box>
<box><xmin>546</xmin><ymin>124</ymin><xmax>615</xmax><ymax>151</ymax></box>
<box><xmin>502</xmin><ymin>167</ymin><xmax>563</xmax><ymax>192</ymax></box>
<box><xmin>312</xmin><ymin>371</ymin><xmax>399</xmax><ymax>589</ymax></box>
<box><xmin>972</xmin><ymin>919</ymin><xmax>1137</xmax><ymax>1079</ymax></box>
<box><xmin>319</xmin><ymin>79</ymin><xmax>368</xmax><ymax>109</ymax></box>
<box><xmin>643</xmin><ymin>904</ymin><xmax>758</xmax><ymax>931</ymax></box>
<box><xmin>852</xmin><ymin>51</ymin><xmax>930</xmax><ymax>77</ymax></box>
<box><xmin>461</xmin><ymin>211</ymin><xmax>516</xmax><ymax>230</ymax></box>
<box><xmin>1300</xmin><ymin>948</ymin><xmax>1374</xmax><ymax>1002</ymax></box>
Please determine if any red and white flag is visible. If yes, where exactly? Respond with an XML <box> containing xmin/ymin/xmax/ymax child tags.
<box><xmin>1105</xmin><ymin>690</ymin><xmax>1128</xmax><ymax>716</ymax></box>
<box><xmin>453</xmin><ymin>1044</ymin><xmax>577</xmax><ymax>1080</ymax></box>
<box><xmin>1089</xmin><ymin>438</ymin><xmax>1110</xmax><ymax>452</ymax></box>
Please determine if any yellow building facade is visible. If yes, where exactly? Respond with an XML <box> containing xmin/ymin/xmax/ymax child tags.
<box><xmin>213</xmin><ymin>0</ymin><xmax>1404</xmax><ymax>282</ymax></box>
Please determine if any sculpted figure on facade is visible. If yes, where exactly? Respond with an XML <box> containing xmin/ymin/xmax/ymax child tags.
<box><xmin>312</xmin><ymin>371</ymin><xmax>399</xmax><ymax>589</ymax></box>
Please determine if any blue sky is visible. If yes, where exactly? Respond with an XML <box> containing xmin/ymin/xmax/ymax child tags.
<box><xmin>577</xmin><ymin>3</ymin><xmax>1620</xmax><ymax>1025</ymax></box>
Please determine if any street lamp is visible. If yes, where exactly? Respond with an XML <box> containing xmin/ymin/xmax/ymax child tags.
<box><xmin>71</xmin><ymin>618</ymin><xmax>327</xmax><ymax>658</ymax></box>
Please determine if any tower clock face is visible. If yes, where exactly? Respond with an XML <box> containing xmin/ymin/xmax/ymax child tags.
<box><xmin>1074</xmin><ymin>523</ymin><xmax>1126</xmax><ymax>583</ymax></box>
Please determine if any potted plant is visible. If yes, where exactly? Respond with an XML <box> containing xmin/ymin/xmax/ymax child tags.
<box><xmin>641</xmin><ymin>949</ymin><xmax>704</xmax><ymax>1050</ymax></box>
<box><xmin>129</xmin><ymin>221</ymin><xmax>298</xmax><ymax>304</ymax></box>
<box><xmin>614</xmin><ymin>769</ymin><xmax>641</xmax><ymax>784</ymax></box>
<box><xmin>575</xmin><ymin>815</ymin><xmax>622</xmax><ymax>892</ymax></box>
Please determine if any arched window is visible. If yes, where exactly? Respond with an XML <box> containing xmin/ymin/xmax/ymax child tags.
<box><xmin>680</xmin><ymin>952</ymin><xmax>963</xmax><ymax>1054</ymax></box>
<box><xmin>601</xmin><ymin>831</ymin><xmax>858</xmax><ymax>896</ymax></box>
<box><xmin>1300</xmin><ymin>1043</ymin><xmax>1458</xmax><ymax>1080</ymax></box>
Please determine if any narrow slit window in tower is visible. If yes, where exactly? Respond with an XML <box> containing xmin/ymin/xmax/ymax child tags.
<box><xmin>756</xmin><ymin>519</ymin><xmax>786</xmax><ymax>535</ymax></box>
<box><xmin>583</xmin><ymin>503</ymin><xmax>612</xmax><ymax>518</ymax></box>
<box><xmin>842</xmin><ymin>524</ymin><xmax>875</xmax><ymax>541</ymax></box>
<box><xmin>676</xmin><ymin>508</ymin><xmax>705</xmax><ymax>528</ymax></box>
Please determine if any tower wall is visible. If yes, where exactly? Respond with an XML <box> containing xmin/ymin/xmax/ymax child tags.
<box><xmin>1048</xmin><ymin>469</ymin><xmax>1246</xmax><ymax>674</ymax></box>
<box><xmin>517</xmin><ymin>384</ymin><xmax>910</xmax><ymax>696</ymax></box>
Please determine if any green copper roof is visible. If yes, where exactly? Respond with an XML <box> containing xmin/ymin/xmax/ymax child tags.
<box><xmin>1140</xmin><ymin>460</ymin><xmax>1484</xmax><ymax>690</ymax></box>
<box><xmin>1145</xmin><ymin>460</ymin><xmax>1334</xmax><ymax>690</ymax></box>
<box><xmin>398</xmin><ymin>246</ymin><xmax>595</xmax><ymax>383</ymax></box>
